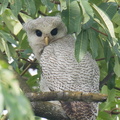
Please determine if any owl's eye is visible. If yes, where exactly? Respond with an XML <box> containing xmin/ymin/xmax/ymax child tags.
<box><xmin>51</xmin><ymin>28</ymin><xmax>58</xmax><ymax>36</ymax></box>
<box><xmin>35</xmin><ymin>30</ymin><xmax>42</xmax><ymax>37</ymax></box>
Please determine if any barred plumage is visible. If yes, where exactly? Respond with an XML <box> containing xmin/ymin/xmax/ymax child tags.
<box><xmin>24</xmin><ymin>16</ymin><xmax>100</xmax><ymax>120</ymax></box>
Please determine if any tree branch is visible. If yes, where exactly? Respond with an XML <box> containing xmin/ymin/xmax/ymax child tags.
<box><xmin>99</xmin><ymin>71</ymin><xmax>115</xmax><ymax>89</ymax></box>
<box><xmin>26</xmin><ymin>91</ymin><xmax>107</xmax><ymax>102</ymax></box>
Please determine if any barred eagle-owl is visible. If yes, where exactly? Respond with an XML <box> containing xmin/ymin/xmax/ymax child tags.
<box><xmin>24</xmin><ymin>16</ymin><xmax>100</xmax><ymax>120</ymax></box>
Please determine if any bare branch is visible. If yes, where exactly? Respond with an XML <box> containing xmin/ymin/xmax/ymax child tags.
<box><xmin>99</xmin><ymin>71</ymin><xmax>114</xmax><ymax>89</ymax></box>
<box><xmin>90</xmin><ymin>27</ymin><xmax>108</xmax><ymax>36</ymax></box>
<box><xmin>105</xmin><ymin>108</ymin><xmax>120</xmax><ymax>115</ymax></box>
<box><xmin>26</xmin><ymin>91</ymin><xmax>107</xmax><ymax>102</ymax></box>
<box><xmin>31</xmin><ymin>101</ymin><xmax>69</xmax><ymax>120</ymax></box>
<box><xmin>20</xmin><ymin>59</ymin><xmax>37</xmax><ymax>76</ymax></box>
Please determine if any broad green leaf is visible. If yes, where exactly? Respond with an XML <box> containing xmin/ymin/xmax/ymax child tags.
<box><xmin>1</xmin><ymin>39</ymin><xmax>11</xmax><ymax>60</ymax></box>
<box><xmin>10</xmin><ymin>0</ymin><xmax>22</xmax><ymax>17</ymax></box>
<box><xmin>99</xmin><ymin>2</ymin><xmax>118</xmax><ymax>19</ymax></box>
<box><xmin>0</xmin><ymin>85</ymin><xmax>4</xmax><ymax>113</ymax></box>
<box><xmin>61</xmin><ymin>1</ymin><xmax>82</xmax><ymax>34</ymax></box>
<box><xmin>0</xmin><ymin>30</ymin><xmax>18</xmax><ymax>46</ymax></box>
<box><xmin>88</xmin><ymin>0</ymin><xmax>102</xmax><ymax>5</ymax></box>
<box><xmin>92</xmin><ymin>4</ymin><xmax>117</xmax><ymax>45</ymax></box>
<box><xmin>41</xmin><ymin>0</ymin><xmax>54</xmax><ymax>10</ymax></box>
<box><xmin>75</xmin><ymin>30</ymin><xmax>88</xmax><ymax>62</ymax></box>
<box><xmin>79</xmin><ymin>0</ymin><xmax>94</xmax><ymax>17</ymax></box>
<box><xmin>107</xmin><ymin>88</ymin><xmax>116</xmax><ymax>102</ymax></box>
<box><xmin>0</xmin><ymin>0</ymin><xmax>8</xmax><ymax>15</ymax></box>
<box><xmin>0</xmin><ymin>68</ymin><xmax>35</xmax><ymax>120</ymax></box>
<box><xmin>60</xmin><ymin>0</ymin><xmax>67</xmax><ymax>10</ymax></box>
<box><xmin>112</xmin><ymin>11</ymin><xmax>120</xmax><ymax>26</ymax></box>
<box><xmin>78</xmin><ymin>0</ymin><xmax>94</xmax><ymax>29</ymax></box>
<box><xmin>2</xmin><ymin>9</ymin><xmax>22</xmax><ymax>35</ymax></box>
<box><xmin>114</xmin><ymin>56</ymin><xmax>120</xmax><ymax>77</ymax></box>
<box><xmin>107</xmin><ymin>74</ymin><xmax>115</xmax><ymax>90</ymax></box>
<box><xmin>88</xmin><ymin>28</ymin><xmax>98</xmax><ymax>58</ymax></box>
<box><xmin>24</xmin><ymin>0</ymin><xmax>36</xmax><ymax>16</ymax></box>
<box><xmin>103</xmin><ymin>41</ymin><xmax>112</xmax><ymax>62</ymax></box>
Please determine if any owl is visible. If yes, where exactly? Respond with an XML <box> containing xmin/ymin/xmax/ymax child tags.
<box><xmin>24</xmin><ymin>16</ymin><xmax>100</xmax><ymax>120</ymax></box>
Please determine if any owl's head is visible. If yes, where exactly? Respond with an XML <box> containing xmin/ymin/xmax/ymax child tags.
<box><xmin>23</xmin><ymin>17</ymin><xmax>67</xmax><ymax>48</ymax></box>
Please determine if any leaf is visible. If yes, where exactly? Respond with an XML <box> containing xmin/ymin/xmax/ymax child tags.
<box><xmin>60</xmin><ymin>0</ymin><xmax>67</xmax><ymax>10</ymax></box>
<box><xmin>112</xmin><ymin>10</ymin><xmax>120</xmax><ymax>26</ymax></box>
<box><xmin>107</xmin><ymin>74</ymin><xmax>115</xmax><ymax>90</ymax></box>
<box><xmin>0</xmin><ymin>30</ymin><xmax>18</xmax><ymax>46</ymax></box>
<box><xmin>2</xmin><ymin>9</ymin><xmax>22</xmax><ymax>35</ymax></box>
<box><xmin>61</xmin><ymin>1</ymin><xmax>82</xmax><ymax>34</ymax></box>
<box><xmin>1</xmin><ymin>39</ymin><xmax>11</xmax><ymax>60</ymax></box>
<box><xmin>10</xmin><ymin>0</ymin><xmax>22</xmax><ymax>17</ymax></box>
<box><xmin>114</xmin><ymin>56</ymin><xmax>120</xmax><ymax>77</ymax></box>
<box><xmin>103</xmin><ymin>41</ymin><xmax>112</xmax><ymax>62</ymax></box>
<box><xmin>75</xmin><ymin>30</ymin><xmax>88</xmax><ymax>62</ymax></box>
<box><xmin>78</xmin><ymin>0</ymin><xmax>94</xmax><ymax>29</ymax></box>
<box><xmin>88</xmin><ymin>28</ymin><xmax>98</xmax><ymax>58</ymax></box>
<box><xmin>24</xmin><ymin>0</ymin><xmax>36</xmax><ymax>16</ymax></box>
<box><xmin>0</xmin><ymin>85</ymin><xmax>4</xmax><ymax>113</ymax></box>
<box><xmin>41</xmin><ymin>0</ymin><xmax>54</xmax><ymax>10</ymax></box>
<box><xmin>99</xmin><ymin>2</ymin><xmax>118</xmax><ymax>19</ymax></box>
<box><xmin>0</xmin><ymin>0</ymin><xmax>8</xmax><ymax>15</ymax></box>
<box><xmin>92</xmin><ymin>4</ymin><xmax>117</xmax><ymax>44</ymax></box>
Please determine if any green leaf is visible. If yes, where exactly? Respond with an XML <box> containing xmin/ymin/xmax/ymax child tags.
<box><xmin>88</xmin><ymin>28</ymin><xmax>98</xmax><ymax>58</ymax></box>
<box><xmin>1</xmin><ymin>39</ymin><xmax>11</xmax><ymax>60</ymax></box>
<box><xmin>24</xmin><ymin>0</ymin><xmax>36</xmax><ymax>16</ymax></box>
<box><xmin>78</xmin><ymin>0</ymin><xmax>94</xmax><ymax>29</ymax></box>
<box><xmin>103</xmin><ymin>41</ymin><xmax>112</xmax><ymax>62</ymax></box>
<box><xmin>114</xmin><ymin>56</ymin><xmax>120</xmax><ymax>77</ymax></box>
<box><xmin>60</xmin><ymin>0</ymin><xmax>67</xmax><ymax>10</ymax></box>
<box><xmin>10</xmin><ymin>0</ymin><xmax>22</xmax><ymax>17</ymax></box>
<box><xmin>112</xmin><ymin>10</ymin><xmax>120</xmax><ymax>26</ymax></box>
<box><xmin>0</xmin><ymin>68</ymin><xmax>35</xmax><ymax>120</ymax></box>
<box><xmin>75</xmin><ymin>30</ymin><xmax>88</xmax><ymax>62</ymax></box>
<box><xmin>61</xmin><ymin>1</ymin><xmax>82</xmax><ymax>34</ymax></box>
<box><xmin>99</xmin><ymin>2</ymin><xmax>118</xmax><ymax>19</ymax></box>
<box><xmin>0</xmin><ymin>30</ymin><xmax>18</xmax><ymax>46</ymax></box>
<box><xmin>2</xmin><ymin>9</ymin><xmax>22</xmax><ymax>35</ymax></box>
<box><xmin>41</xmin><ymin>0</ymin><xmax>54</xmax><ymax>10</ymax></box>
<box><xmin>0</xmin><ymin>0</ymin><xmax>8</xmax><ymax>15</ymax></box>
<box><xmin>0</xmin><ymin>85</ymin><xmax>4</xmax><ymax>113</ymax></box>
<box><xmin>107</xmin><ymin>74</ymin><xmax>115</xmax><ymax>90</ymax></box>
<box><xmin>92</xmin><ymin>4</ymin><xmax>117</xmax><ymax>45</ymax></box>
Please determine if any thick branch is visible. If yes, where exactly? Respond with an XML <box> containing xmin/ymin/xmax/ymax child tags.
<box><xmin>26</xmin><ymin>91</ymin><xmax>107</xmax><ymax>102</ymax></box>
<box><xmin>31</xmin><ymin>101</ymin><xmax>68</xmax><ymax>120</ymax></box>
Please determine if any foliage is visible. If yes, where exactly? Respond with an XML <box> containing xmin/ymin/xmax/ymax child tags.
<box><xmin>0</xmin><ymin>58</ymin><xmax>35</xmax><ymax>120</ymax></box>
<box><xmin>0</xmin><ymin>0</ymin><xmax>120</xmax><ymax>119</ymax></box>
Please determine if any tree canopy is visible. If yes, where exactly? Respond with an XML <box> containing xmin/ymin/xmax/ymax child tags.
<box><xmin>0</xmin><ymin>0</ymin><xmax>120</xmax><ymax>120</ymax></box>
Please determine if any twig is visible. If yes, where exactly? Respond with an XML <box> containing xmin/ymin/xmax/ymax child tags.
<box><xmin>90</xmin><ymin>27</ymin><xmax>108</xmax><ymax>37</ymax></box>
<box><xmin>18</xmin><ymin>14</ymin><xmax>25</xmax><ymax>24</ymax></box>
<box><xmin>26</xmin><ymin>91</ymin><xmax>107</xmax><ymax>102</ymax></box>
<box><xmin>38</xmin><ymin>10</ymin><xmax>47</xmax><ymax>16</ymax></box>
<box><xmin>20</xmin><ymin>59</ymin><xmax>37</xmax><ymax>76</ymax></box>
<box><xmin>96</xmin><ymin>56</ymin><xmax>114</xmax><ymax>61</ymax></box>
<box><xmin>99</xmin><ymin>71</ymin><xmax>114</xmax><ymax>89</ymax></box>
<box><xmin>114</xmin><ymin>87</ymin><xmax>120</xmax><ymax>91</ymax></box>
<box><xmin>50</xmin><ymin>0</ymin><xmax>60</xmax><ymax>4</ymax></box>
<box><xmin>105</xmin><ymin>108</ymin><xmax>120</xmax><ymax>115</ymax></box>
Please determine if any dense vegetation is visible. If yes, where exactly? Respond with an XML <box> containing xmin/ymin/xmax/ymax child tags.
<box><xmin>0</xmin><ymin>0</ymin><xmax>120</xmax><ymax>120</ymax></box>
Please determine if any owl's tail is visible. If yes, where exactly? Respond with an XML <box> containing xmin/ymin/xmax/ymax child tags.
<box><xmin>60</xmin><ymin>101</ymin><xmax>98</xmax><ymax>120</ymax></box>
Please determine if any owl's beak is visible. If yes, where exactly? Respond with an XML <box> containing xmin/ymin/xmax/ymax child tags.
<box><xmin>44</xmin><ymin>37</ymin><xmax>49</xmax><ymax>45</ymax></box>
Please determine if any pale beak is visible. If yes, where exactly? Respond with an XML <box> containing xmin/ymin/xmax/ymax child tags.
<box><xmin>44</xmin><ymin>37</ymin><xmax>49</xmax><ymax>45</ymax></box>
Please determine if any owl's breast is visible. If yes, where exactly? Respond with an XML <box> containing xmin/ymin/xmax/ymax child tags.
<box><xmin>40</xmin><ymin>35</ymin><xmax>99</xmax><ymax>92</ymax></box>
